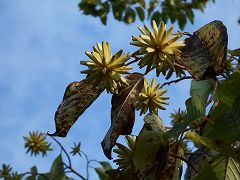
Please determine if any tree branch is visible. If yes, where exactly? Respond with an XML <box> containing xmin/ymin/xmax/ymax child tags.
<box><xmin>63</xmin><ymin>163</ymin><xmax>86</xmax><ymax>180</ymax></box>
<box><xmin>48</xmin><ymin>135</ymin><xmax>72</xmax><ymax>168</ymax></box>
<box><xmin>160</xmin><ymin>76</ymin><xmax>192</xmax><ymax>88</ymax></box>
<box><xmin>168</xmin><ymin>154</ymin><xmax>198</xmax><ymax>173</ymax></box>
<box><xmin>80</xmin><ymin>151</ymin><xmax>90</xmax><ymax>180</ymax></box>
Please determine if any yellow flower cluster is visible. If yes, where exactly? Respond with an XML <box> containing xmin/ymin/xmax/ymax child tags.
<box><xmin>81</xmin><ymin>42</ymin><xmax>132</xmax><ymax>94</ymax></box>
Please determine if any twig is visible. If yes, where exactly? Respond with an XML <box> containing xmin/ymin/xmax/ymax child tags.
<box><xmin>21</xmin><ymin>172</ymin><xmax>50</xmax><ymax>180</ymax></box>
<box><xmin>48</xmin><ymin>135</ymin><xmax>72</xmax><ymax>168</ymax></box>
<box><xmin>184</xmin><ymin>152</ymin><xmax>205</xmax><ymax>156</ymax></box>
<box><xmin>168</xmin><ymin>154</ymin><xmax>198</xmax><ymax>173</ymax></box>
<box><xmin>172</xmin><ymin>31</ymin><xmax>192</xmax><ymax>37</ymax></box>
<box><xmin>80</xmin><ymin>151</ymin><xmax>90</xmax><ymax>180</ymax></box>
<box><xmin>63</xmin><ymin>163</ymin><xmax>86</xmax><ymax>180</ymax></box>
<box><xmin>160</xmin><ymin>76</ymin><xmax>192</xmax><ymax>88</ymax></box>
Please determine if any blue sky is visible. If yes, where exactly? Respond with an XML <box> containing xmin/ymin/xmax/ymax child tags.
<box><xmin>0</xmin><ymin>0</ymin><xmax>239</xmax><ymax>179</ymax></box>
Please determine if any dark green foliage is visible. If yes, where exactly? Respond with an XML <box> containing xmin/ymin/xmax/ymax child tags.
<box><xmin>78</xmin><ymin>0</ymin><xmax>214</xmax><ymax>29</ymax></box>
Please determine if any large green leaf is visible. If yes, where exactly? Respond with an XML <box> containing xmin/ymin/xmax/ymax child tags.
<box><xmin>133</xmin><ymin>113</ymin><xmax>168</xmax><ymax>179</ymax></box>
<box><xmin>185</xmin><ymin>95</ymin><xmax>205</xmax><ymax>122</ymax></box>
<box><xmin>190</xmin><ymin>79</ymin><xmax>215</xmax><ymax>104</ymax></box>
<box><xmin>217</xmin><ymin>71</ymin><xmax>240</xmax><ymax>106</ymax></box>
<box><xmin>207</xmin><ymin>97</ymin><xmax>240</xmax><ymax>144</ymax></box>
<box><xmin>50</xmin><ymin>154</ymin><xmax>66</xmax><ymax>180</ymax></box>
<box><xmin>195</xmin><ymin>156</ymin><xmax>240</xmax><ymax>180</ymax></box>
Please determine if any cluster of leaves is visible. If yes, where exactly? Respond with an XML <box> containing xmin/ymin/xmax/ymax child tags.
<box><xmin>2</xmin><ymin>7</ymin><xmax>240</xmax><ymax>180</ymax></box>
<box><xmin>78</xmin><ymin>0</ymin><xmax>215</xmax><ymax>29</ymax></box>
<box><xmin>43</xmin><ymin>18</ymin><xmax>240</xmax><ymax>179</ymax></box>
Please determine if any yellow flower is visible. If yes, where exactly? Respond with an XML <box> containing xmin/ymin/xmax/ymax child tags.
<box><xmin>81</xmin><ymin>41</ymin><xmax>132</xmax><ymax>94</ymax></box>
<box><xmin>131</xmin><ymin>21</ymin><xmax>185</xmax><ymax>75</ymax></box>
<box><xmin>23</xmin><ymin>131</ymin><xmax>52</xmax><ymax>156</ymax></box>
<box><xmin>136</xmin><ymin>78</ymin><xmax>169</xmax><ymax>115</ymax></box>
<box><xmin>113</xmin><ymin>135</ymin><xmax>136</xmax><ymax>171</ymax></box>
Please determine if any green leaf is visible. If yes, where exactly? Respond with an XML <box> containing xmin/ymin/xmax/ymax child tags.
<box><xmin>135</xmin><ymin>6</ymin><xmax>145</xmax><ymax>21</ymax></box>
<box><xmin>150</xmin><ymin>11</ymin><xmax>161</xmax><ymax>26</ymax></box>
<box><xmin>195</xmin><ymin>156</ymin><xmax>240</xmax><ymax>180</ymax></box>
<box><xmin>26</xmin><ymin>166</ymin><xmax>38</xmax><ymax>180</ymax></box>
<box><xmin>137</xmin><ymin>0</ymin><xmax>145</xmax><ymax>8</ymax></box>
<box><xmin>185</xmin><ymin>95</ymin><xmax>205</xmax><ymax>122</ymax></box>
<box><xmin>148</xmin><ymin>0</ymin><xmax>158</xmax><ymax>18</ymax></box>
<box><xmin>99</xmin><ymin>161</ymin><xmax>112</xmax><ymax>171</ymax></box>
<box><xmin>186</xmin><ymin>9</ymin><xmax>194</xmax><ymax>24</ymax></box>
<box><xmin>99</xmin><ymin>2</ymin><xmax>110</xmax><ymax>25</ymax></box>
<box><xmin>190</xmin><ymin>79</ymin><xmax>215</xmax><ymax>105</ymax></box>
<box><xmin>50</xmin><ymin>154</ymin><xmax>66</xmax><ymax>179</ymax></box>
<box><xmin>166</xmin><ymin>121</ymin><xmax>187</xmax><ymax>140</ymax></box>
<box><xmin>123</xmin><ymin>7</ymin><xmax>136</xmax><ymax>24</ymax></box>
<box><xmin>184</xmin><ymin>130</ymin><xmax>215</xmax><ymax>149</ymax></box>
<box><xmin>207</xmin><ymin>97</ymin><xmax>240</xmax><ymax>144</ymax></box>
<box><xmin>217</xmin><ymin>71</ymin><xmax>240</xmax><ymax>106</ymax></box>
<box><xmin>30</xmin><ymin>166</ymin><xmax>37</xmax><ymax>174</ymax></box>
<box><xmin>177</xmin><ymin>12</ymin><xmax>187</xmax><ymax>30</ymax></box>
<box><xmin>111</xmin><ymin>3</ymin><xmax>124</xmax><ymax>20</ymax></box>
<box><xmin>95</xmin><ymin>161</ymin><xmax>112</xmax><ymax>180</ymax></box>
<box><xmin>133</xmin><ymin>113</ymin><xmax>168</xmax><ymax>179</ymax></box>
<box><xmin>95</xmin><ymin>168</ymin><xmax>109</xmax><ymax>180</ymax></box>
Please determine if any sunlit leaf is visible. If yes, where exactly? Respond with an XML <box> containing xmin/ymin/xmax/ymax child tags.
<box><xmin>133</xmin><ymin>113</ymin><xmax>168</xmax><ymax>179</ymax></box>
<box><xmin>184</xmin><ymin>130</ymin><xmax>215</xmax><ymax>149</ymax></box>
